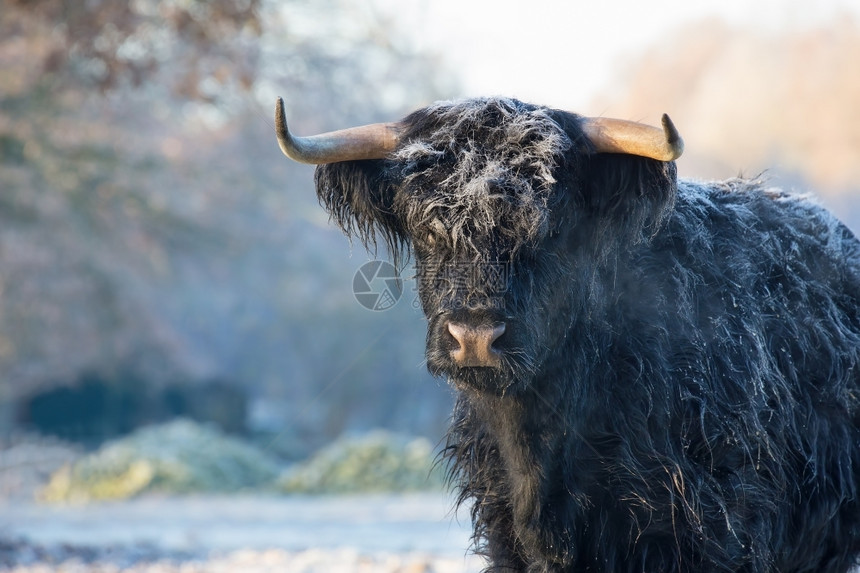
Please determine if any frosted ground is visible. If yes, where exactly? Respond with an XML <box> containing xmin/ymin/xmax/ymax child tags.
<box><xmin>0</xmin><ymin>426</ymin><xmax>483</xmax><ymax>572</ymax></box>
<box><xmin>0</xmin><ymin>494</ymin><xmax>483</xmax><ymax>572</ymax></box>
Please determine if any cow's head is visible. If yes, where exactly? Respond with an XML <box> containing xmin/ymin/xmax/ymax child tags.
<box><xmin>277</xmin><ymin>97</ymin><xmax>681</xmax><ymax>395</ymax></box>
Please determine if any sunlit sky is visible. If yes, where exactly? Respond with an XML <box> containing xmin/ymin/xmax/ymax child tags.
<box><xmin>378</xmin><ymin>0</ymin><xmax>860</xmax><ymax>111</ymax></box>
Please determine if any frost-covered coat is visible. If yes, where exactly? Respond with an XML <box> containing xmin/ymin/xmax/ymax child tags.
<box><xmin>313</xmin><ymin>97</ymin><xmax>860</xmax><ymax>572</ymax></box>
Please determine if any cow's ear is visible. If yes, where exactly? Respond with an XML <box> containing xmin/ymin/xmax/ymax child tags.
<box><xmin>582</xmin><ymin>153</ymin><xmax>678</xmax><ymax>245</ymax></box>
<box><xmin>314</xmin><ymin>159</ymin><xmax>408</xmax><ymax>263</ymax></box>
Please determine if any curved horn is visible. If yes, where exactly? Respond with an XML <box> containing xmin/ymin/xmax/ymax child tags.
<box><xmin>582</xmin><ymin>114</ymin><xmax>684</xmax><ymax>161</ymax></box>
<box><xmin>275</xmin><ymin>97</ymin><xmax>402</xmax><ymax>164</ymax></box>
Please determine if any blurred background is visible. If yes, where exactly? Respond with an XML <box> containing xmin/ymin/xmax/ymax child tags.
<box><xmin>1</xmin><ymin>0</ymin><xmax>859</xmax><ymax>570</ymax></box>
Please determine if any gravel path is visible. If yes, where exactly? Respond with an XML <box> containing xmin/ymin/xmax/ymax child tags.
<box><xmin>0</xmin><ymin>494</ymin><xmax>484</xmax><ymax>572</ymax></box>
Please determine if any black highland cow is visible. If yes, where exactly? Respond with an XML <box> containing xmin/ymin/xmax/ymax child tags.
<box><xmin>275</xmin><ymin>96</ymin><xmax>860</xmax><ymax>572</ymax></box>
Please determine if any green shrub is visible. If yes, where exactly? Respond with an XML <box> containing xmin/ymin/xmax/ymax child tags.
<box><xmin>41</xmin><ymin>419</ymin><xmax>280</xmax><ymax>502</ymax></box>
<box><xmin>279</xmin><ymin>430</ymin><xmax>446</xmax><ymax>494</ymax></box>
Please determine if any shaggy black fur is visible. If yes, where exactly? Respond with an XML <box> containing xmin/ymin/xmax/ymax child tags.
<box><xmin>312</xmin><ymin>97</ymin><xmax>860</xmax><ymax>572</ymax></box>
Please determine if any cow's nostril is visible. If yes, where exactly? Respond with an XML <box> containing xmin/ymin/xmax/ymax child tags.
<box><xmin>488</xmin><ymin>323</ymin><xmax>506</xmax><ymax>347</ymax></box>
<box><xmin>447</xmin><ymin>322</ymin><xmax>506</xmax><ymax>367</ymax></box>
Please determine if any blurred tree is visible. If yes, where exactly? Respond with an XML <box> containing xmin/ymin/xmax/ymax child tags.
<box><xmin>0</xmin><ymin>0</ymin><xmax>456</xmax><ymax>444</ymax></box>
<box><xmin>2</xmin><ymin>0</ymin><xmax>261</xmax><ymax>99</ymax></box>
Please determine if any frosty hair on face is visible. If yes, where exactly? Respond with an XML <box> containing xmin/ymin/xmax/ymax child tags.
<box><xmin>391</xmin><ymin>98</ymin><xmax>572</xmax><ymax>261</ymax></box>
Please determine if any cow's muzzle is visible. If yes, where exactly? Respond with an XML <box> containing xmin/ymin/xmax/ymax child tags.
<box><xmin>446</xmin><ymin>321</ymin><xmax>506</xmax><ymax>368</ymax></box>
